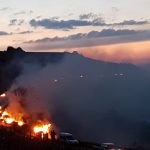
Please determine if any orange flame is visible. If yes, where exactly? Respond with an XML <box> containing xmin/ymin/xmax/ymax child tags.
<box><xmin>33</xmin><ymin>124</ymin><xmax>51</xmax><ymax>134</ymax></box>
<box><xmin>5</xmin><ymin>118</ymin><xmax>14</xmax><ymax>124</ymax></box>
<box><xmin>0</xmin><ymin>93</ymin><xmax>53</xmax><ymax>140</ymax></box>
<box><xmin>1</xmin><ymin>111</ymin><xmax>24</xmax><ymax>126</ymax></box>
<box><xmin>18</xmin><ymin>121</ymin><xmax>24</xmax><ymax>126</ymax></box>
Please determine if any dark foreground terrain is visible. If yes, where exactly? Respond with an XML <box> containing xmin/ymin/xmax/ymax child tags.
<box><xmin>0</xmin><ymin>126</ymin><xmax>146</xmax><ymax>150</ymax></box>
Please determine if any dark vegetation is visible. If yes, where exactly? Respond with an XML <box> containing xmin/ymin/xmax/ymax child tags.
<box><xmin>0</xmin><ymin>125</ymin><xmax>91</xmax><ymax>150</ymax></box>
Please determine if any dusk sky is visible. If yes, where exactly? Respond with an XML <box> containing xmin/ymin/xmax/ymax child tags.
<box><xmin>0</xmin><ymin>0</ymin><xmax>150</xmax><ymax>63</ymax></box>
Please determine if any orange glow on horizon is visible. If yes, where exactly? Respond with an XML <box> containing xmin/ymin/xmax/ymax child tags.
<box><xmin>77</xmin><ymin>41</ymin><xmax>150</xmax><ymax>64</ymax></box>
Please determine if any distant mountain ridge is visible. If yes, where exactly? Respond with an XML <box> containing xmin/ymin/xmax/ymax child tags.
<box><xmin>0</xmin><ymin>46</ymin><xmax>66</xmax><ymax>63</ymax></box>
<box><xmin>0</xmin><ymin>46</ymin><xmax>146</xmax><ymax>92</ymax></box>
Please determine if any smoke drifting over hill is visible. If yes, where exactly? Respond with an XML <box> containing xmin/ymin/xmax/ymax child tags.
<box><xmin>1</xmin><ymin>47</ymin><xmax>150</xmax><ymax>148</ymax></box>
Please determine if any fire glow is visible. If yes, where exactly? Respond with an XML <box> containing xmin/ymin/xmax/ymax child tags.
<box><xmin>0</xmin><ymin>93</ymin><xmax>52</xmax><ymax>139</ymax></box>
<box><xmin>34</xmin><ymin>124</ymin><xmax>51</xmax><ymax>134</ymax></box>
<box><xmin>0</xmin><ymin>110</ymin><xmax>24</xmax><ymax>126</ymax></box>
<box><xmin>18</xmin><ymin>121</ymin><xmax>24</xmax><ymax>126</ymax></box>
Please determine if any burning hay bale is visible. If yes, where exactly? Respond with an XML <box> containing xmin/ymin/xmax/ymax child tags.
<box><xmin>0</xmin><ymin>92</ymin><xmax>53</xmax><ymax>140</ymax></box>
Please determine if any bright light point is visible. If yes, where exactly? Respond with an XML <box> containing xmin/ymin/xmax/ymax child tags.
<box><xmin>18</xmin><ymin>121</ymin><xmax>24</xmax><ymax>126</ymax></box>
<box><xmin>2</xmin><ymin>111</ymin><xmax>9</xmax><ymax>117</ymax></box>
<box><xmin>5</xmin><ymin>118</ymin><xmax>14</xmax><ymax>124</ymax></box>
<box><xmin>33</xmin><ymin>124</ymin><xmax>51</xmax><ymax>134</ymax></box>
<box><xmin>80</xmin><ymin>75</ymin><xmax>84</xmax><ymax>78</ymax></box>
<box><xmin>0</xmin><ymin>93</ymin><xmax>6</xmax><ymax>97</ymax></box>
<box><xmin>54</xmin><ymin>79</ymin><xmax>58</xmax><ymax>82</ymax></box>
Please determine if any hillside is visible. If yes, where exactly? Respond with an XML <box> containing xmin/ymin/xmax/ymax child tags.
<box><xmin>0</xmin><ymin>47</ymin><xmax>150</xmax><ymax>148</ymax></box>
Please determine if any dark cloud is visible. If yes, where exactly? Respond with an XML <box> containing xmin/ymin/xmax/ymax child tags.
<box><xmin>17</xmin><ymin>31</ymin><xmax>33</xmax><ymax>34</ymax></box>
<box><xmin>29</xmin><ymin>10</ymin><xmax>33</xmax><ymax>14</ymax></box>
<box><xmin>112</xmin><ymin>20</ymin><xmax>149</xmax><ymax>26</ymax></box>
<box><xmin>0</xmin><ymin>31</ymin><xmax>9</xmax><ymax>36</ymax></box>
<box><xmin>51</xmin><ymin>16</ymin><xmax>60</xmax><ymax>20</ymax></box>
<box><xmin>9</xmin><ymin>19</ymin><xmax>25</xmax><ymax>26</ymax></box>
<box><xmin>0</xmin><ymin>7</ymin><xmax>9</xmax><ymax>11</ymax></box>
<box><xmin>36</xmin><ymin>16</ymin><xmax>42</xmax><ymax>19</ymax></box>
<box><xmin>14</xmin><ymin>10</ymin><xmax>33</xmax><ymax>16</ymax></box>
<box><xmin>0</xmin><ymin>30</ymin><xmax>33</xmax><ymax>36</ymax></box>
<box><xmin>14</xmin><ymin>11</ymin><xmax>26</xmax><ymax>15</ymax></box>
<box><xmin>79</xmin><ymin>13</ymin><xmax>96</xmax><ymax>20</ymax></box>
<box><xmin>86</xmin><ymin>29</ymin><xmax>137</xmax><ymax>38</ymax></box>
<box><xmin>25</xmin><ymin>29</ymin><xmax>139</xmax><ymax>43</ymax></box>
<box><xmin>29</xmin><ymin>18</ymin><xmax>106</xmax><ymax>29</ymax></box>
<box><xmin>23</xmin><ymin>29</ymin><xmax>150</xmax><ymax>50</ymax></box>
<box><xmin>18</xmin><ymin>20</ymin><xmax>25</xmax><ymax>26</ymax></box>
<box><xmin>29</xmin><ymin>17</ymin><xmax>149</xmax><ymax>30</ymax></box>
<box><xmin>79</xmin><ymin>14</ymin><xmax>92</xmax><ymax>20</ymax></box>
<box><xmin>9</xmin><ymin>19</ymin><xmax>17</xmax><ymax>25</ymax></box>
<box><xmin>111</xmin><ymin>7</ymin><xmax>119</xmax><ymax>12</ymax></box>
<box><xmin>79</xmin><ymin>13</ymin><xmax>104</xmax><ymax>24</ymax></box>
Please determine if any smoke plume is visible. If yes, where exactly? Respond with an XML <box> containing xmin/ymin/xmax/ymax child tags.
<box><xmin>3</xmin><ymin>51</ymin><xmax>150</xmax><ymax>149</ymax></box>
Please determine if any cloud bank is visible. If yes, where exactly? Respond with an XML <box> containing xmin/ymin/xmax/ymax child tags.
<box><xmin>0</xmin><ymin>31</ymin><xmax>9</xmax><ymax>36</ymax></box>
<box><xmin>23</xmin><ymin>29</ymin><xmax>150</xmax><ymax>51</ymax></box>
<box><xmin>29</xmin><ymin>17</ymin><xmax>149</xmax><ymax>30</ymax></box>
